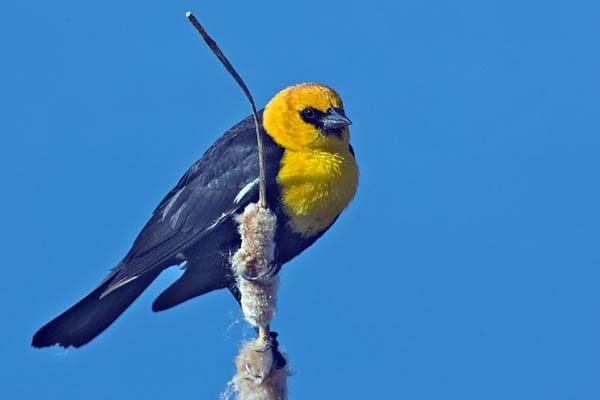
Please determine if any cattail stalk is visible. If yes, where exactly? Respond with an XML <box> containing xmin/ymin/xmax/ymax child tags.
<box><xmin>185</xmin><ymin>12</ymin><xmax>289</xmax><ymax>399</ymax></box>
<box><xmin>230</xmin><ymin>204</ymin><xmax>289</xmax><ymax>399</ymax></box>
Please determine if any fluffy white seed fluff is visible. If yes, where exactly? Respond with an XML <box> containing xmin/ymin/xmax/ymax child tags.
<box><xmin>232</xmin><ymin>337</ymin><xmax>289</xmax><ymax>400</ymax></box>
<box><xmin>227</xmin><ymin>202</ymin><xmax>288</xmax><ymax>399</ymax></box>
<box><xmin>231</xmin><ymin>203</ymin><xmax>278</xmax><ymax>328</ymax></box>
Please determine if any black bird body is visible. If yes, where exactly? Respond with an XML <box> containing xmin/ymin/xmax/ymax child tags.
<box><xmin>32</xmin><ymin>83</ymin><xmax>358</xmax><ymax>348</ymax></box>
<box><xmin>34</xmin><ymin>114</ymin><xmax>312</xmax><ymax>348</ymax></box>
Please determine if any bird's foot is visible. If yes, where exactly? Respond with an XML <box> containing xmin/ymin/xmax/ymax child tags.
<box><xmin>254</xmin><ymin>331</ymin><xmax>286</xmax><ymax>370</ymax></box>
<box><xmin>241</xmin><ymin>263</ymin><xmax>280</xmax><ymax>282</ymax></box>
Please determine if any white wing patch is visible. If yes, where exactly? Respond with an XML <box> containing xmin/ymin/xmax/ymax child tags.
<box><xmin>234</xmin><ymin>178</ymin><xmax>259</xmax><ymax>204</ymax></box>
<box><xmin>161</xmin><ymin>187</ymin><xmax>186</xmax><ymax>221</ymax></box>
<box><xmin>205</xmin><ymin>212</ymin><xmax>231</xmax><ymax>231</ymax></box>
<box><xmin>99</xmin><ymin>275</ymin><xmax>139</xmax><ymax>299</ymax></box>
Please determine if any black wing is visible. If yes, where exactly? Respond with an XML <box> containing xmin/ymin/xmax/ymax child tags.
<box><xmin>32</xmin><ymin>113</ymin><xmax>284</xmax><ymax>348</ymax></box>
<box><xmin>106</xmin><ymin>112</ymin><xmax>280</xmax><ymax>294</ymax></box>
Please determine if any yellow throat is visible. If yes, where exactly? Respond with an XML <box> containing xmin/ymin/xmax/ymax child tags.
<box><xmin>263</xmin><ymin>83</ymin><xmax>359</xmax><ymax>236</ymax></box>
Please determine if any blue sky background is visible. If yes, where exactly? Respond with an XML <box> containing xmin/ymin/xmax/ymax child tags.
<box><xmin>2</xmin><ymin>0</ymin><xmax>599</xmax><ymax>398</ymax></box>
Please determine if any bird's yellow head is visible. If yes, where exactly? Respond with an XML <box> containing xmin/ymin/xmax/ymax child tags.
<box><xmin>263</xmin><ymin>83</ymin><xmax>352</xmax><ymax>152</ymax></box>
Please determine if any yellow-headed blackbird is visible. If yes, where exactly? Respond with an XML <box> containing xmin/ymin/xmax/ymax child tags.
<box><xmin>32</xmin><ymin>83</ymin><xmax>359</xmax><ymax>348</ymax></box>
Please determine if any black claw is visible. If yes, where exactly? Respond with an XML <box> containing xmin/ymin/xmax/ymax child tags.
<box><xmin>251</xmin><ymin>331</ymin><xmax>286</xmax><ymax>369</ymax></box>
<box><xmin>241</xmin><ymin>263</ymin><xmax>279</xmax><ymax>282</ymax></box>
<box><xmin>255</xmin><ymin>342</ymin><xmax>272</xmax><ymax>353</ymax></box>
<box><xmin>244</xmin><ymin>363</ymin><xmax>259</xmax><ymax>379</ymax></box>
<box><xmin>269</xmin><ymin>264</ymin><xmax>282</xmax><ymax>277</ymax></box>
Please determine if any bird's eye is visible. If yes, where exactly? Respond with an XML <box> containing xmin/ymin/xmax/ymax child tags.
<box><xmin>301</xmin><ymin>108</ymin><xmax>317</xmax><ymax>120</ymax></box>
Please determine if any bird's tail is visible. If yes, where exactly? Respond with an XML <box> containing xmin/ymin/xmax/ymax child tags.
<box><xmin>32</xmin><ymin>268</ymin><xmax>161</xmax><ymax>348</ymax></box>
<box><xmin>151</xmin><ymin>255</ymin><xmax>229</xmax><ymax>312</ymax></box>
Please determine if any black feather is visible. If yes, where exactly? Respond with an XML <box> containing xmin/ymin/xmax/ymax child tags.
<box><xmin>152</xmin><ymin>255</ymin><xmax>230</xmax><ymax>312</ymax></box>
<box><xmin>32</xmin><ymin>269</ymin><xmax>161</xmax><ymax>348</ymax></box>
<box><xmin>32</xmin><ymin>112</ymin><xmax>282</xmax><ymax>348</ymax></box>
<box><xmin>32</xmin><ymin>109</ymin><xmax>341</xmax><ymax>348</ymax></box>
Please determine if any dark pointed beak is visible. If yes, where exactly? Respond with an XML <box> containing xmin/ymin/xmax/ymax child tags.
<box><xmin>321</xmin><ymin>108</ymin><xmax>352</xmax><ymax>129</ymax></box>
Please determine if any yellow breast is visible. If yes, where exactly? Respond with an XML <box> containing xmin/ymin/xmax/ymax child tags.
<box><xmin>277</xmin><ymin>147</ymin><xmax>359</xmax><ymax>237</ymax></box>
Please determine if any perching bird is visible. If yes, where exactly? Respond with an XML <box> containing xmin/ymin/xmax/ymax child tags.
<box><xmin>32</xmin><ymin>83</ymin><xmax>359</xmax><ymax>348</ymax></box>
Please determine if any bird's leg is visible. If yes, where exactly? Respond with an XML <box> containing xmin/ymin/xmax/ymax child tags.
<box><xmin>250</xmin><ymin>326</ymin><xmax>287</xmax><ymax>369</ymax></box>
<box><xmin>256</xmin><ymin>324</ymin><xmax>271</xmax><ymax>350</ymax></box>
